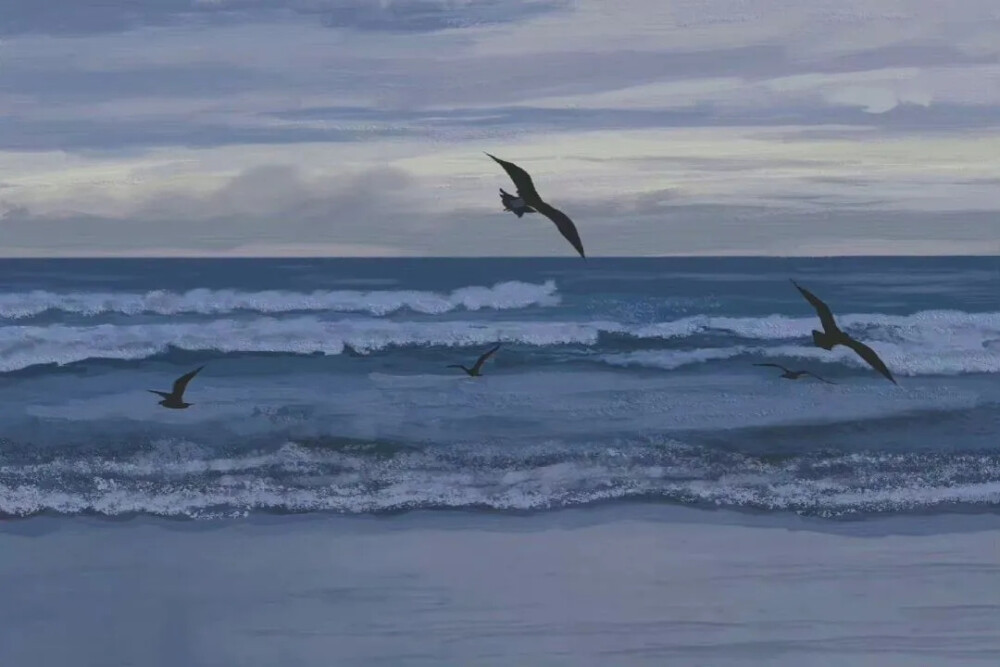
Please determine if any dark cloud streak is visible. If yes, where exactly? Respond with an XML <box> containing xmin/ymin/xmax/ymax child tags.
<box><xmin>0</xmin><ymin>117</ymin><xmax>416</xmax><ymax>151</ymax></box>
<box><xmin>0</xmin><ymin>0</ymin><xmax>567</xmax><ymax>37</ymax></box>
<box><xmin>4</xmin><ymin>101</ymin><xmax>998</xmax><ymax>152</ymax></box>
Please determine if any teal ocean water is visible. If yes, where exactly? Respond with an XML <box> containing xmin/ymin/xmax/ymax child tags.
<box><xmin>1</xmin><ymin>256</ymin><xmax>998</xmax><ymax>519</ymax></box>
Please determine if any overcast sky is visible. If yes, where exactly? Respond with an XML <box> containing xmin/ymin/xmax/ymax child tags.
<box><xmin>1</xmin><ymin>0</ymin><xmax>999</xmax><ymax>256</ymax></box>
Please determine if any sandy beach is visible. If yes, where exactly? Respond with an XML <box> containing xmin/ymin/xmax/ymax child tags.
<box><xmin>2</xmin><ymin>507</ymin><xmax>999</xmax><ymax>666</ymax></box>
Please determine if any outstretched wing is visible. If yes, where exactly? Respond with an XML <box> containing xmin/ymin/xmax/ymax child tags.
<box><xmin>842</xmin><ymin>338</ymin><xmax>897</xmax><ymax>384</ymax></box>
<box><xmin>147</xmin><ymin>390</ymin><xmax>172</xmax><ymax>399</ymax></box>
<box><xmin>534</xmin><ymin>202</ymin><xmax>586</xmax><ymax>259</ymax></box>
<box><xmin>802</xmin><ymin>371</ymin><xmax>836</xmax><ymax>385</ymax></box>
<box><xmin>791</xmin><ymin>280</ymin><xmax>838</xmax><ymax>333</ymax></box>
<box><xmin>486</xmin><ymin>153</ymin><xmax>540</xmax><ymax>203</ymax></box>
<box><xmin>172</xmin><ymin>365</ymin><xmax>205</xmax><ymax>398</ymax></box>
<box><xmin>471</xmin><ymin>343</ymin><xmax>502</xmax><ymax>374</ymax></box>
<box><xmin>753</xmin><ymin>363</ymin><xmax>789</xmax><ymax>372</ymax></box>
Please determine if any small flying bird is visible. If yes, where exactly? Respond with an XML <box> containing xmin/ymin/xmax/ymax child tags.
<box><xmin>486</xmin><ymin>153</ymin><xmax>586</xmax><ymax>258</ymax></box>
<box><xmin>499</xmin><ymin>188</ymin><xmax>536</xmax><ymax>218</ymax></box>
<box><xmin>753</xmin><ymin>363</ymin><xmax>836</xmax><ymax>384</ymax></box>
<box><xmin>448</xmin><ymin>343</ymin><xmax>501</xmax><ymax>377</ymax></box>
<box><xmin>148</xmin><ymin>366</ymin><xmax>205</xmax><ymax>409</ymax></box>
<box><xmin>791</xmin><ymin>280</ymin><xmax>897</xmax><ymax>384</ymax></box>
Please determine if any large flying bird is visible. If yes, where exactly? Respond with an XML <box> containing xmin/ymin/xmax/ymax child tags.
<box><xmin>791</xmin><ymin>280</ymin><xmax>897</xmax><ymax>384</ymax></box>
<box><xmin>486</xmin><ymin>153</ymin><xmax>586</xmax><ymax>258</ymax></box>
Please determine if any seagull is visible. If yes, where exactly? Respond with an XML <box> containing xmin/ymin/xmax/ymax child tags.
<box><xmin>448</xmin><ymin>343</ymin><xmax>501</xmax><ymax>377</ymax></box>
<box><xmin>499</xmin><ymin>188</ymin><xmax>536</xmax><ymax>218</ymax></box>
<box><xmin>791</xmin><ymin>280</ymin><xmax>897</xmax><ymax>384</ymax></box>
<box><xmin>486</xmin><ymin>153</ymin><xmax>586</xmax><ymax>258</ymax></box>
<box><xmin>148</xmin><ymin>366</ymin><xmax>205</xmax><ymax>409</ymax></box>
<box><xmin>753</xmin><ymin>363</ymin><xmax>836</xmax><ymax>384</ymax></box>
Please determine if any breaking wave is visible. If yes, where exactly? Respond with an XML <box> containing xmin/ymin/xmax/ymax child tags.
<box><xmin>1</xmin><ymin>309</ymin><xmax>999</xmax><ymax>376</ymax></box>
<box><xmin>3</xmin><ymin>439</ymin><xmax>999</xmax><ymax>519</ymax></box>
<box><xmin>0</xmin><ymin>280</ymin><xmax>560</xmax><ymax>319</ymax></box>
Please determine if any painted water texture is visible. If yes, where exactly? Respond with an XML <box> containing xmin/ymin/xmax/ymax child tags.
<box><xmin>3</xmin><ymin>256</ymin><xmax>998</xmax><ymax>521</ymax></box>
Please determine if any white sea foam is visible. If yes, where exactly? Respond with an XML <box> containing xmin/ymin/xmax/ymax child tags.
<box><xmin>3</xmin><ymin>441</ymin><xmax>1000</xmax><ymax>518</ymax></box>
<box><xmin>0</xmin><ymin>317</ymin><xmax>621</xmax><ymax>371</ymax></box>
<box><xmin>600</xmin><ymin>348</ymin><xmax>749</xmax><ymax>371</ymax></box>
<box><xmin>1</xmin><ymin>309</ymin><xmax>999</xmax><ymax>376</ymax></box>
<box><xmin>599</xmin><ymin>342</ymin><xmax>1000</xmax><ymax>376</ymax></box>
<box><xmin>629</xmin><ymin>310</ymin><xmax>1000</xmax><ymax>342</ymax></box>
<box><xmin>0</xmin><ymin>281</ymin><xmax>560</xmax><ymax>319</ymax></box>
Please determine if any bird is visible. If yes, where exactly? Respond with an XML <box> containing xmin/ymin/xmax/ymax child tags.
<box><xmin>148</xmin><ymin>366</ymin><xmax>205</xmax><ymax>409</ymax></box>
<box><xmin>448</xmin><ymin>343</ymin><xmax>502</xmax><ymax>377</ymax></box>
<box><xmin>790</xmin><ymin>280</ymin><xmax>897</xmax><ymax>384</ymax></box>
<box><xmin>499</xmin><ymin>188</ymin><xmax>536</xmax><ymax>218</ymax></box>
<box><xmin>753</xmin><ymin>363</ymin><xmax>836</xmax><ymax>384</ymax></box>
<box><xmin>486</xmin><ymin>153</ymin><xmax>586</xmax><ymax>258</ymax></box>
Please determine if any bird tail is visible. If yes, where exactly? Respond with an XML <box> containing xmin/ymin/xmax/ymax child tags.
<box><xmin>811</xmin><ymin>329</ymin><xmax>836</xmax><ymax>350</ymax></box>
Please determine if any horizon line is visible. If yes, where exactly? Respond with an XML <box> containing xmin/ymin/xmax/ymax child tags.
<box><xmin>0</xmin><ymin>254</ymin><xmax>997</xmax><ymax>260</ymax></box>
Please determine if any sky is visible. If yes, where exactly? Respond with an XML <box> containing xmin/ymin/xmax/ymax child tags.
<box><xmin>0</xmin><ymin>0</ymin><xmax>999</xmax><ymax>257</ymax></box>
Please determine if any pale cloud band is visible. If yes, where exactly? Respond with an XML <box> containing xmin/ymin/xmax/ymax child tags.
<box><xmin>0</xmin><ymin>0</ymin><xmax>998</xmax><ymax>256</ymax></box>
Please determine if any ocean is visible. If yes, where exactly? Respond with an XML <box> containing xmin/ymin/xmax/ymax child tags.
<box><xmin>2</xmin><ymin>256</ymin><xmax>999</xmax><ymax>521</ymax></box>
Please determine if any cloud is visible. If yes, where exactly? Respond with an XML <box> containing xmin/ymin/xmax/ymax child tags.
<box><xmin>0</xmin><ymin>0</ymin><xmax>566</xmax><ymax>37</ymax></box>
<box><xmin>1</xmin><ymin>165</ymin><xmax>449</xmax><ymax>254</ymax></box>
<box><xmin>300</xmin><ymin>0</ymin><xmax>568</xmax><ymax>32</ymax></box>
<box><xmin>1</xmin><ymin>0</ymin><xmax>999</xmax><ymax>255</ymax></box>
<box><xmin>3</xmin><ymin>159</ymin><xmax>1000</xmax><ymax>257</ymax></box>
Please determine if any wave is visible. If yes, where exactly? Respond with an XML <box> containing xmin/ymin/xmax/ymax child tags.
<box><xmin>628</xmin><ymin>309</ymin><xmax>1000</xmax><ymax>342</ymax></box>
<box><xmin>0</xmin><ymin>317</ymin><xmax>617</xmax><ymax>371</ymax></box>
<box><xmin>599</xmin><ymin>343</ymin><xmax>1000</xmax><ymax>376</ymax></box>
<box><xmin>2</xmin><ymin>309</ymin><xmax>999</xmax><ymax>375</ymax></box>
<box><xmin>601</xmin><ymin>348</ymin><xmax>748</xmax><ymax>371</ymax></box>
<box><xmin>0</xmin><ymin>281</ymin><xmax>560</xmax><ymax>319</ymax></box>
<box><xmin>3</xmin><ymin>440</ymin><xmax>1000</xmax><ymax>519</ymax></box>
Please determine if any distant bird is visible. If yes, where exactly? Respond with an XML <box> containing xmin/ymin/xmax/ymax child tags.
<box><xmin>753</xmin><ymin>363</ymin><xmax>835</xmax><ymax>384</ymax></box>
<box><xmin>499</xmin><ymin>188</ymin><xmax>536</xmax><ymax>218</ymax></box>
<box><xmin>791</xmin><ymin>280</ymin><xmax>897</xmax><ymax>384</ymax></box>
<box><xmin>149</xmin><ymin>366</ymin><xmax>205</xmax><ymax>409</ymax></box>
<box><xmin>448</xmin><ymin>343</ymin><xmax>501</xmax><ymax>377</ymax></box>
<box><xmin>486</xmin><ymin>153</ymin><xmax>586</xmax><ymax>258</ymax></box>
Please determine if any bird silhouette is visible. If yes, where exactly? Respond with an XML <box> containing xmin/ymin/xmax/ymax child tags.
<box><xmin>448</xmin><ymin>343</ymin><xmax>501</xmax><ymax>377</ymax></box>
<box><xmin>753</xmin><ymin>363</ymin><xmax>835</xmax><ymax>384</ymax></box>
<box><xmin>486</xmin><ymin>153</ymin><xmax>586</xmax><ymax>258</ymax></box>
<box><xmin>148</xmin><ymin>366</ymin><xmax>205</xmax><ymax>409</ymax></box>
<box><xmin>791</xmin><ymin>280</ymin><xmax>897</xmax><ymax>384</ymax></box>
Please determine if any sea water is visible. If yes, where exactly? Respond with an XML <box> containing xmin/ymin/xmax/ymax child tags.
<box><xmin>1</xmin><ymin>256</ymin><xmax>998</xmax><ymax>520</ymax></box>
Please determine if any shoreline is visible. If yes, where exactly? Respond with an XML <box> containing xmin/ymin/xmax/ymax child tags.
<box><xmin>6</xmin><ymin>503</ymin><xmax>1000</xmax><ymax>539</ymax></box>
<box><xmin>3</xmin><ymin>504</ymin><xmax>1000</xmax><ymax>665</ymax></box>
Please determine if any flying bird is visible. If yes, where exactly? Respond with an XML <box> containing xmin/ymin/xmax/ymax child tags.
<box><xmin>486</xmin><ymin>153</ymin><xmax>586</xmax><ymax>258</ymax></box>
<box><xmin>753</xmin><ymin>363</ymin><xmax>836</xmax><ymax>384</ymax></box>
<box><xmin>448</xmin><ymin>343</ymin><xmax>501</xmax><ymax>377</ymax></box>
<box><xmin>791</xmin><ymin>280</ymin><xmax>897</xmax><ymax>384</ymax></box>
<box><xmin>148</xmin><ymin>366</ymin><xmax>205</xmax><ymax>409</ymax></box>
<box><xmin>499</xmin><ymin>188</ymin><xmax>536</xmax><ymax>218</ymax></box>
